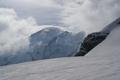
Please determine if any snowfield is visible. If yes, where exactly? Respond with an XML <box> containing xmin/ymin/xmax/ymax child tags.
<box><xmin>0</xmin><ymin>27</ymin><xmax>120</xmax><ymax>80</ymax></box>
<box><xmin>1</xmin><ymin>57</ymin><xmax>119</xmax><ymax>80</ymax></box>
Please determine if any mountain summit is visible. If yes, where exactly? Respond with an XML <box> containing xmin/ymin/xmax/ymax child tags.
<box><xmin>29</xmin><ymin>27</ymin><xmax>84</xmax><ymax>60</ymax></box>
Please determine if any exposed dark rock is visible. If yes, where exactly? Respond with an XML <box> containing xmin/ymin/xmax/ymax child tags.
<box><xmin>75</xmin><ymin>32</ymin><xmax>109</xmax><ymax>56</ymax></box>
<box><xmin>75</xmin><ymin>17</ymin><xmax>120</xmax><ymax>56</ymax></box>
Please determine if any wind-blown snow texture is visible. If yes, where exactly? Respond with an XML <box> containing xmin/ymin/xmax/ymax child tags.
<box><xmin>0</xmin><ymin>26</ymin><xmax>120</xmax><ymax>80</ymax></box>
<box><xmin>0</xmin><ymin>27</ymin><xmax>84</xmax><ymax>66</ymax></box>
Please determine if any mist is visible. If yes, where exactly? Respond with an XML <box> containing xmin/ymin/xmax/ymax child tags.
<box><xmin>61</xmin><ymin>0</ymin><xmax>120</xmax><ymax>33</ymax></box>
<box><xmin>0</xmin><ymin>8</ymin><xmax>41</xmax><ymax>55</ymax></box>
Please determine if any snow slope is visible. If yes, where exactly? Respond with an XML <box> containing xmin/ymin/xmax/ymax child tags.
<box><xmin>0</xmin><ymin>27</ymin><xmax>120</xmax><ymax>80</ymax></box>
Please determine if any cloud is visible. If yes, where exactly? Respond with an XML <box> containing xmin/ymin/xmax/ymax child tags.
<box><xmin>0</xmin><ymin>8</ymin><xmax>41</xmax><ymax>54</ymax></box>
<box><xmin>61</xmin><ymin>0</ymin><xmax>120</xmax><ymax>34</ymax></box>
<box><xmin>1</xmin><ymin>0</ymin><xmax>120</xmax><ymax>34</ymax></box>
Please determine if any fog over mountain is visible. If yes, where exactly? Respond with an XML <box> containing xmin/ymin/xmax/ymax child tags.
<box><xmin>0</xmin><ymin>8</ymin><xmax>41</xmax><ymax>55</ymax></box>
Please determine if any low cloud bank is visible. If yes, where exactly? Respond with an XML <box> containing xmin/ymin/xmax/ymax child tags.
<box><xmin>0</xmin><ymin>8</ymin><xmax>41</xmax><ymax>55</ymax></box>
<box><xmin>62</xmin><ymin>0</ymin><xmax>120</xmax><ymax>33</ymax></box>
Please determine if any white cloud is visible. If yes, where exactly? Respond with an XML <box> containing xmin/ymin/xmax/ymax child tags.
<box><xmin>61</xmin><ymin>0</ymin><xmax>120</xmax><ymax>34</ymax></box>
<box><xmin>1</xmin><ymin>0</ymin><xmax>120</xmax><ymax>33</ymax></box>
<box><xmin>0</xmin><ymin>8</ymin><xmax>41</xmax><ymax>54</ymax></box>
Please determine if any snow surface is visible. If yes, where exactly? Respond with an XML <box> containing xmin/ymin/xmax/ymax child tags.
<box><xmin>0</xmin><ymin>27</ymin><xmax>120</xmax><ymax>80</ymax></box>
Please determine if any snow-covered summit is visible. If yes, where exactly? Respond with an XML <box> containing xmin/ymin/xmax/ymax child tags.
<box><xmin>44</xmin><ymin>31</ymin><xmax>84</xmax><ymax>58</ymax></box>
<box><xmin>29</xmin><ymin>27</ymin><xmax>84</xmax><ymax>60</ymax></box>
<box><xmin>30</xmin><ymin>27</ymin><xmax>63</xmax><ymax>46</ymax></box>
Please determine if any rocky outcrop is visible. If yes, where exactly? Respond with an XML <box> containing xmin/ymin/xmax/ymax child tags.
<box><xmin>75</xmin><ymin>17</ymin><xmax>120</xmax><ymax>56</ymax></box>
<box><xmin>75</xmin><ymin>32</ymin><xmax>109</xmax><ymax>56</ymax></box>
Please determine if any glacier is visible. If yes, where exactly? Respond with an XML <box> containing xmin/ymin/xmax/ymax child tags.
<box><xmin>0</xmin><ymin>27</ymin><xmax>84</xmax><ymax>66</ymax></box>
<box><xmin>0</xmin><ymin>26</ymin><xmax>120</xmax><ymax>80</ymax></box>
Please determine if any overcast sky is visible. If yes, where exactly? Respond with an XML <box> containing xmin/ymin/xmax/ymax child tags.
<box><xmin>0</xmin><ymin>0</ymin><xmax>120</xmax><ymax>33</ymax></box>
<box><xmin>0</xmin><ymin>0</ymin><xmax>63</xmax><ymax>25</ymax></box>
<box><xmin>62</xmin><ymin>0</ymin><xmax>120</xmax><ymax>33</ymax></box>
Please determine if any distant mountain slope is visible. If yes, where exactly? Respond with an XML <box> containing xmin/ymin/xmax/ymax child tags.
<box><xmin>29</xmin><ymin>27</ymin><xmax>84</xmax><ymax>60</ymax></box>
<box><xmin>0</xmin><ymin>26</ymin><xmax>120</xmax><ymax>80</ymax></box>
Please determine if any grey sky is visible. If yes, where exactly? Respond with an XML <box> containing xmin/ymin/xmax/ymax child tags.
<box><xmin>0</xmin><ymin>0</ymin><xmax>63</xmax><ymax>25</ymax></box>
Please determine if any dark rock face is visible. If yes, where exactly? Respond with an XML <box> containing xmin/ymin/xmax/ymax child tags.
<box><xmin>75</xmin><ymin>32</ymin><xmax>109</xmax><ymax>56</ymax></box>
<box><xmin>75</xmin><ymin>17</ymin><xmax>120</xmax><ymax>56</ymax></box>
